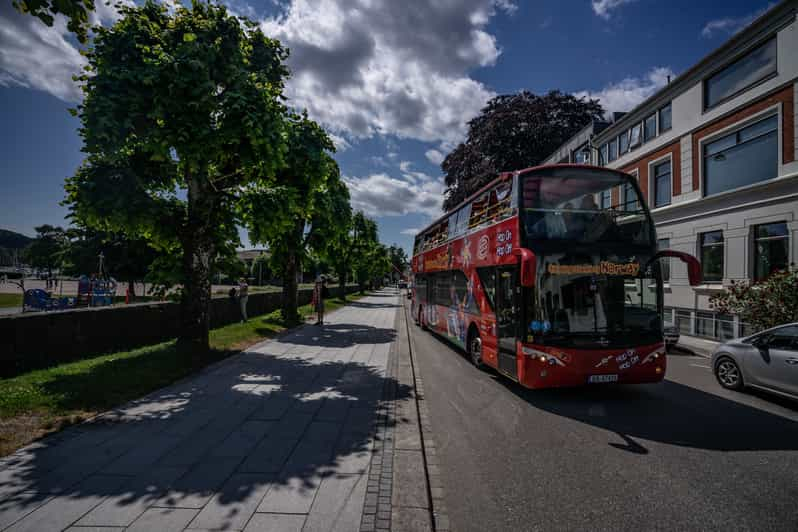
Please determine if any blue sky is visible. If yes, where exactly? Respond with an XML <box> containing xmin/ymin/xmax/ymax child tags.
<box><xmin>0</xmin><ymin>0</ymin><xmax>775</xmax><ymax>254</ymax></box>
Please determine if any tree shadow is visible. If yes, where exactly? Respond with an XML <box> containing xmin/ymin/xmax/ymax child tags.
<box><xmin>0</xmin><ymin>325</ymin><xmax>411</xmax><ymax>530</ymax></box>
<box><xmin>346</xmin><ymin>301</ymin><xmax>401</xmax><ymax>310</ymax></box>
<box><xmin>496</xmin><ymin>377</ymin><xmax>798</xmax><ymax>453</ymax></box>
<box><xmin>264</xmin><ymin>323</ymin><xmax>397</xmax><ymax>348</ymax></box>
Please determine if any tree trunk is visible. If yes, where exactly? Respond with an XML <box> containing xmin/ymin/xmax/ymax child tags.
<box><xmin>281</xmin><ymin>218</ymin><xmax>305</xmax><ymax>325</ymax></box>
<box><xmin>177</xmin><ymin>173</ymin><xmax>215</xmax><ymax>354</ymax></box>
<box><xmin>127</xmin><ymin>279</ymin><xmax>136</xmax><ymax>298</ymax></box>
<box><xmin>338</xmin><ymin>268</ymin><xmax>346</xmax><ymax>300</ymax></box>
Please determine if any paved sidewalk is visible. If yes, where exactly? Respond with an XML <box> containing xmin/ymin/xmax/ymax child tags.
<box><xmin>0</xmin><ymin>289</ymin><xmax>413</xmax><ymax>531</ymax></box>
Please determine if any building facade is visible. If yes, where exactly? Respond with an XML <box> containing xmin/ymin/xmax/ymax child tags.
<box><xmin>545</xmin><ymin>0</ymin><xmax>798</xmax><ymax>340</ymax></box>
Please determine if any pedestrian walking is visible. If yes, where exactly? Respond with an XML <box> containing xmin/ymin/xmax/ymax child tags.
<box><xmin>313</xmin><ymin>275</ymin><xmax>326</xmax><ymax>326</ymax></box>
<box><xmin>238</xmin><ymin>278</ymin><xmax>249</xmax><ymax>322</ymax></box>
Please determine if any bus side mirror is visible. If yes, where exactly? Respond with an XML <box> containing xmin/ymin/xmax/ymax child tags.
<box><xmin>650</xmin><ymin>250</ymin><xmax>703</xmax><ymax>286</ymax></box>
<box><xmin>514</xmin><ymin>248</ymin><xmax>537</xmax><ymax>287</ymax></box>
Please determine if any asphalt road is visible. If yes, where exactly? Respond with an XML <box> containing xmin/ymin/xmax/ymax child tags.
<box><xmin>405</xmin><ymin>300</ymin><xmax>798</xmax><ymax>532</ymax></box>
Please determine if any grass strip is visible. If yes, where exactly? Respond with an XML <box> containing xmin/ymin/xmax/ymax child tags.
<box><xmin>0</xmin><ymin>293</ymin><xmax>364</xmax><ymax>456</ymax></box>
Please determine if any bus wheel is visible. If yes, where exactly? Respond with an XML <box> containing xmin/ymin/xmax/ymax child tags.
<box><xmin>468</xmin><ymin>329</ymin><xmax>484</xmax><ymax>369</ymax></box>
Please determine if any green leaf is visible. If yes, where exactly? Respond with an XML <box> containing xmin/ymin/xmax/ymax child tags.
<box><xmin>183</xmin><ymin>32</ymin><xmax>196</xmax><ymax>42</ymax></box>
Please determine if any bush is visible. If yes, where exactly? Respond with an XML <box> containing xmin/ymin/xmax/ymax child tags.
<box><xmin>710</xmin><ymin>267</ymin><xmax>798</xmax><ymax>332</ymax></box>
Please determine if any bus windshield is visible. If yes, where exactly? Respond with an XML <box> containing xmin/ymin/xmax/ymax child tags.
<box><xmin>531</xmin><ymin>252</ymin><xmax>663</xmax><ymax>348</ymax></box>
<box><xmin>521</xmin><ymin>169</ymin><xmax>653</xmax><ymax>247</ymax></box>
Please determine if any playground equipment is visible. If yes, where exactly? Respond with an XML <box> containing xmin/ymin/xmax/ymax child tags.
<box><xmin>76</xmin><ymin>275</ymin><xmax>117</xmax><ymax>307</ymax></box>
<box><xmin>23</xmin><ymin>289</ymin><xmax>75</xmax><ymax>312</ymax></box>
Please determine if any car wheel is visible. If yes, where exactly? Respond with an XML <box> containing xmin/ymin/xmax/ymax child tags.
<box><xmin>714</xmin><ymin>356</ymin><xmax>744</xmax><ymax>391</ymax></box>
<box><xmin>468</xmin><ymin>330</ymin><xmax>484</xmax><ymax>369</ymax></box>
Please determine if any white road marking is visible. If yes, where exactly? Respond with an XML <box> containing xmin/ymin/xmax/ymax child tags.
<box><xmin>690</xmin><ymin>363</ymin><xmax>711</xmax><ymax>369</ymax></box>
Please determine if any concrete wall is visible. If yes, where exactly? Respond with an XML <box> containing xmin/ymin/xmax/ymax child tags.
<box><xmin>0</xmin><ymin>285</ymin><xmax>359</xmax><ymax>375</ymax></box>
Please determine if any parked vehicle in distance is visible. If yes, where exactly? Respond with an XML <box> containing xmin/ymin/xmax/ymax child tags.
<box><xmin>663</xmin><ymin>323</ymin><xmax>679</xmax><ymax>351</ymax></box>
<box><xmin>711</xmin><ymin>323</ymin><xmax>798</xmax><ymax>400</ymax></box>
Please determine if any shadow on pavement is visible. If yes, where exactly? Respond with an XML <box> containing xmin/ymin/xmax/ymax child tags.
<box><xmin>500</xmin><ymin>378</ymin><xmax>798</xmax><ymax>454</ymax></box>
<box><xmin>0</xmin><ymin>334</ymin><xmax>411</xmax><ymax>530</ymax></box>
<box><xmin>267</xmin><ymin>323</ymin><xmax>397</xmax><ymax>348</ymax></box>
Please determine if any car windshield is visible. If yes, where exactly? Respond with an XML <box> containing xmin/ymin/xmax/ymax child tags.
<box><xmin>521</xmin><ymin>169</ymin><xmax>653</xmax><ymax>248</ymax></box>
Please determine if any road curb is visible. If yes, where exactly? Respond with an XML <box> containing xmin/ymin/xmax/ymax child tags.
<box><xmin>402</xmin><ymin>300</ymin><xmax>452</xmax><ymax>532</ymax></box>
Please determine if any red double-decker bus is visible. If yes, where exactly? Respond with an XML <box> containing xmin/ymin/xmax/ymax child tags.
<box><xmin>410</xmin><ymin>164</ymin><xmax>702</xmax><ymax>388</ymax></box>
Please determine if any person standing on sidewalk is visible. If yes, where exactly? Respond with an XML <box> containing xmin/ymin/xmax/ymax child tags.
<box><xmin>313</xmin><ymin>275</ymin><xmax>326</xmax><ymax>326</ymax></box>
<box><xmin>238</xmin><ymin>277</ymin><xmax>249</xmax><ymax>322</ymax></box>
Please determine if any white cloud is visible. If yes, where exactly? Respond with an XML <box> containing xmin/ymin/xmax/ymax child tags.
<box><xmin>591</xmin><ymin>0</ymin><xmax>637</xmax><ymax>20</ymax></box>
<box><xmin>328</xmin><ymin>133</ymin><xmax>351</xmax><ymax>151</ymax></box>
<box><xmin>0</xmin><ymin>1</ymin><xmax>132</xmax><ymax>103</ymax></box>
<box><xmin>575</xmin><ymin>66</ymin><xmax>674</xmax><ymax>115</ymax></box>
<box><xmin>701</xmin><ymin>3</ymin><xmax>774</xmax><ymax>39</ymax></box>
<box><xmin>400</xmin><ymin>227</ymin><xmax>422</xmax><ymax>236</ymax></box>
<box><xmin>260</xmin><ymin>0</ymin><xmax>514</xmax><ymax>146</ymax></box>
<box><xmin>344</xmin><ymin>172</ymin><xmax>444</xmax><ymax>218</ymax></box>
<box><xmin>425</xmin><ymin>149</ymin><xmax>445</xmax><ymax>166</ymax></box>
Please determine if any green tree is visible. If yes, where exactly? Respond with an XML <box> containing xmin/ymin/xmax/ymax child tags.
<box><xmin>24</xmin><ymin>225</ymin><xmax>68</xmax><ymax>278</ymax></box>
<box><xmin>710</xmin><ymin>268</ymin><xmax>798</xmax><ymax>332</ymax></box>
<box><xmin>349</xmin><ymin>212</ymin><xmax>380</xmax><ymax>293</ymax></box>
<box><xmin>245</xmin><ymin>114</ymin><xmax>341</xmax><ymax>323</ymax></box>
<box><xmin>65</xmin><ymin>1</ymin><xmax>289</xmax><ymax>351</ymax></box>
<box><xmin>13</xmin><ymin>0</ymin><xmax>96</xmax><ymax>44</ymax></box>
<box><xmin>441</xmin><ymin>90</ymin><xmax>604</xmax><ymax>210</ymax></box>
<box><xmin>387</xmin><ymin>244</ymin><xmax>408</xmax><ymax>281</ymax></box>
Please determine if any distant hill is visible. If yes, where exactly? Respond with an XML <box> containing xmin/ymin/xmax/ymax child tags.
<box><xmin>0</xmin><ymin>229</ymin><xmax>33</xmax><ymax>250</ymax></box>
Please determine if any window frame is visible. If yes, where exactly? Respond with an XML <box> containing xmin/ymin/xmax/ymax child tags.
<box><xmin>753</xmin><ymin>221</ymin><xmax>789</xmax><ymax>281</ymax></box>
<box><xmin>658</xmin><ymin>102</ymin><xmax>672</xmax><ymax>133</ymax></box>
<box><xmin>651</xmin><ymin>158</ymin><xmax>672</xmax><ymax>208</ymax></box>
<box><xmin>699</xmin><ymin>230</ymin><xmax>725</xmax><ymax>284</ymax></box>
<box><xmin>703</xmin><ymin>37</ymin><xmax>778</xmax><ymax>111</ymax></box>
<box><xmin>657</xmin><ymin>238</ymin><xmax>671</xmax><ymax>283</ymax></box>
<box><xmin>629</xmin><ymin>123</ymin><xmax>642</xmax><ymax>149</ymax></box>
<box><xmin>701</xmin><ymin>112</ymin><xmax>779</xmax><ymax>198</ymax></box>
<box><xmin>644</xmin><ymin>113</ymin><xmax>657</xmax><ymax>142</ymax></box>
<box><xmin>619</xmin><ymin>130</ymin><xmax>630</xmax><ymax>155</ymax></box>
<box><xmin>608</xmin><ymin>138</ymin><xmax>618</xmax><ymax>162</ymax></box>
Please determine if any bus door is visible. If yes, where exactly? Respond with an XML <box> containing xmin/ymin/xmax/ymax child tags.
<box><xmin>496</xmin><ymin>266</ymin><xmax>519</xmax><ymax>379</ymax></box>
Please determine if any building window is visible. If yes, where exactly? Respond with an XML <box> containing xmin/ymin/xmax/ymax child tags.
<box><xmin>705</xmin><ymin>37</ymin><xmax>777</xmax><ymax>109</ymax></box>
<box><xmin>629</xmin><ymin>123</ymin><xmax>642</xmax><ymax>149</ymax></box>
<box><xmin>600</xmin><ymin>189</ymin><xmax>611</xmax><ymax>209</ymax></box>
<box><xmin>754</xmin><ymin>222</ymin><xmax>789</xmax><ymax>281</ymax></box>
<box><xmin>608</xmin><ymin>138</ymin><xmax>618</xmax><ymax>161</ymax></box>
<box><xmin>599</xmin><ymin>143</ymin><xmax>608</xmax><ymax>166</ymax></box>
<box><xmin>659</xmin><ymin>103</ymin><xmax>672</xmax><ymax>132</ymax></box>
<box><xmin>700</xmin><ymin>231</ymin><xmax>724</xmax><ymax>283</ymax></box>
<box><xmin>619</xmin><ymin>131</ymin><xmax>629</xmax><ymax>155</ymax></box>
<box><xmin>622</xmin><ymin>181</ymin><xmax>638</xmax><ymax>211</ymax></box>
<box><xmin>644</xmin><ymin>114</ymin><xmax>657</xmax><ymax>142</ymax></box>
<box><xmin>572</xmin><ymin>143</ymin><xmax>589</xmax><ymax>164</ymax></box>
<box><xmin>652</xmin><ymin>159</ymin><xmax>671</xmax><ymax>207</ymax></box>
<box><xmin>658</xmin><ymin>238</ymin><xmax>670</xmax><ymax>282</ymax></box>
<box><xmin>703</xmin><ymin>114</ymin><xmax>778</xmax><ymax>196</ymax></box>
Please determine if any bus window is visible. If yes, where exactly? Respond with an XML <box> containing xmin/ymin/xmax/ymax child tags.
<box><xmin>476</xmin><ymin>267</ymin><xmax>497</xmax><ymax>311</ymax></box>
<box><xmin>469</xmin><ymin>193</ymin><xmax>489</xmax><ymax>229</ymax></box>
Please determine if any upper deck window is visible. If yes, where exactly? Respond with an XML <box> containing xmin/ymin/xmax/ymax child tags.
<box><xmin>521</xmin><ymin>169</ymin><xmax>652</xmax><ymax>247</ymax></box>
<box><xmin>705</xmin><ymin>37</ymin><xmax>777</xmax><ymax>109</ymax></box>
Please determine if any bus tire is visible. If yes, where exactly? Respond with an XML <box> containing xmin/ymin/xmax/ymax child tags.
<box><xmin>468</xmin><ymin>326</ymin><xmax>484</xmax><ymax>369</ymax></box>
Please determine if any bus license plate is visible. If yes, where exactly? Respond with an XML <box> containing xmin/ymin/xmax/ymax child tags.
<box><xmin>588</xmin><ymin>374</ymin><xmax>618</xmax><ymax>383</ymax></box>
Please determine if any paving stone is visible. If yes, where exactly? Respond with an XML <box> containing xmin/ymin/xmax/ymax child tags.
<box><xmin>211</xmin><ymin>420</ymin><xmax>274</xmax><ymax>458</ymax></box>
<box><xmin>256</xmin><ymin>475</ymin><xmax>321</xmax><ymax>514</ymax></box>
<box><xmin>153</xmin><ymin>457</ymin><xmax>241</xmax><ymax>509</ymax></box>
<box><xmin>127</xmin><ymin>507</ymin><xmax>199</xmax><ymax>532</ymax></box>
<box><xmin>187</xmin><ymin>473</ymin><xmax>275</xmax><ymax>531</ymax></box>
<box><xmin>0</xmin><ymin>492</ymin><xmax>52</xmax><ymax>530</ymax></box>
<box><xmin>250</xmin><ymin>395</ymin><xmax>295</xmax><ymax>421</ymax></box>
<box><xmin>303</xmin><ymin>474</ymin><xmax>367</xmax><ymax>532</ymax></box>
<box><xmin>392</xmin><ymin>450</ymin><xmax>428</xmax><ymax>509</ymax></box>
<box><xmin>239</xmin><ymin>437</ymin><xmax>299</xmax><ymax>473</ymax></box>
<box><xmin>269</xmin><ymin>413</ymin><xmax>314</xmax><ymax>440</ymax></box>
<box><xmin>244</xmin><ymin>512</ymin><xmax>306</xmax><ymax>532</ymax></box>
<box><xmin>6</xmin><ymin>475</ymin><xmax>129</xmax><ymax>532</ymax></box>
<box><xmin>102</xmin><ymin>433</ymin><xmax>183</xmax><ymax>475</ymax></box>
<box><xmin>76</xmin><ymin>466</ymin><xmax>186</xmax><ymax>527</ymax></box>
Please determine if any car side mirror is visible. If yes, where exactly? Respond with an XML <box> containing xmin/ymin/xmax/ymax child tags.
<box><xmin>648</xmin><ymin>250</ymin><xmax>703</xmax><ymax>286</ymax></box>
<box><xmin>513</xmin><ymin>248</ymin><xmax>536</xmax><ymax>287</ymax></box>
